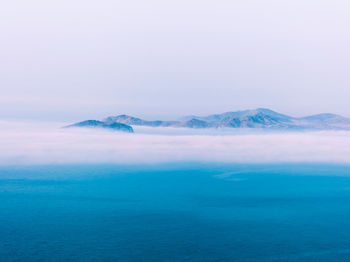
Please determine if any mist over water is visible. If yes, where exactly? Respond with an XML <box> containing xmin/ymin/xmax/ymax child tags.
<box><xmin>2</xmin><ymin>121</ymin><xmax>350</xmax><ymax>261</ymax></box>
<box><xmin>1</xmin><ymin>121</ymin><xmax>350</xmax><ymax>165</ymax></box>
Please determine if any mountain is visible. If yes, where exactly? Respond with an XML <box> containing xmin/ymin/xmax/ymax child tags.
<box><xmin>179</xmin><ymin>109</ymin><xmax>350</xmax><ymax>129</ymax></box>
<box><xmin>180</xmin><ymin>118</ymin><xmax>211</xmax><ymax>128</ymax></box>
<box><xmin>193</xmin><ymin>108</ymin><xmax>293</xmax><ymax>128</ymax></box>
<box><xmin>67</xmin><ymin>109</ymin><xmax>350</xmax><ymax>131</ymax></box>
<box><xmin>65</xmin><ymin>120</ymin><xmax>134</xmax><ymax>133</ymax></box>
<box><xmin>297</xmin><ymin>113</ymin><xmax>350</xmax><ymax>129</ymax></box>
<box><xmin>103</xmin><ymin>115</ymin><xmax>180</xmax><ymax>127</ymax></box>
<box><xmin>185</xmin><ymin>108</ymin><xmax>291</xmax><ymax>124</ymax></box>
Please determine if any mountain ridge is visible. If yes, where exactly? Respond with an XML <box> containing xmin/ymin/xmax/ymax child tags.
<box><xmin>67</xmin><ymin>108</ymin><xmax>350</xmax><ymax>131</ymax></box>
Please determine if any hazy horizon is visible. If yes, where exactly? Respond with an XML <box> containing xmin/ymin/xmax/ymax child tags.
<box><xmin>1</xmin><ymin>120</ymin><xmax>350</xmax><ymax>165</ymax></box>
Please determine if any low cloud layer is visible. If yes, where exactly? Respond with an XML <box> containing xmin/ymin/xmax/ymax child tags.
<box><xmin>1</xmin><ymin>121</ymin><xmax>350</xmax><ymax>165</ymax></box>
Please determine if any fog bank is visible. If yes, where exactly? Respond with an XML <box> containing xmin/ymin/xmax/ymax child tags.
<box><xmin>1</xmin><ymin>122</ymin><xmax>350</xmax><ymax>165</ymax></box>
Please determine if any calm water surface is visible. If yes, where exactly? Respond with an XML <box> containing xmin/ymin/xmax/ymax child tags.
<box><xmin>1</xmin><ymin>164</ymin><xmax>350</xmax><ymax>261</ymax></box>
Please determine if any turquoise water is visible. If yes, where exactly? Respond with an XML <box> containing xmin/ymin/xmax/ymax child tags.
<box><xmin>1</xmin><ymin>164</ymin><xmax>350</xmax><ymax>261</ymax></box>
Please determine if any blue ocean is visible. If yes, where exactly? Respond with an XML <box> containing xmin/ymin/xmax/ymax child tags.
<box><xmin>1</xmin><ymin>163</ymin><xmax>350</xmax><ymax>261</ymax></box>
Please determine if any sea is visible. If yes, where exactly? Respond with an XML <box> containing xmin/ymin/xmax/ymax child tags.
<box><xmin>1</xmin><ymin>163</ymin><xmax>350</xmax><ymax>261</ymax></box>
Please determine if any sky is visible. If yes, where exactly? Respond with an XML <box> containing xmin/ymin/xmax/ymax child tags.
<box><xmin>1</xmin><ymin>0</ymin><xmax>350</xmax><ymax>121</ymax></box>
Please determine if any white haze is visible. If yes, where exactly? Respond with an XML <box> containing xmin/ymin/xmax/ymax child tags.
<box><xmin>2</xmin><ymin>0</ymin><xmax>350</xmax><ymax>120</ymax></box>
<box><xmin>1</xmin><ymin>121</ymin><xmax>350</xmax><ymax>165</ymax></box>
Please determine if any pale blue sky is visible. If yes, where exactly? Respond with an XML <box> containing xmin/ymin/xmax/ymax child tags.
<box><xmin>1</xmin><ymin>0</ymin><xmax>350</xmax><ymax>121</ymax></box>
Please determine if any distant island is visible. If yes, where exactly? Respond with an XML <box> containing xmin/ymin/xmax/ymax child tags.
<box><xmin>65</xmin><ymin>120</ymin><xmax>134</xmax><ymax>133</ymax></box>
<box><xmin>65</xmin><ymin>108</ymin><xmax>350</xmax><ymax>132</ymax></box>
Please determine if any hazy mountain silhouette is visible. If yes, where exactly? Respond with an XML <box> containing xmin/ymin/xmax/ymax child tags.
<box><xmin>67</xmin><ymin>108</ymin><xmax>350</xmax><ymax>131</ymax></box>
